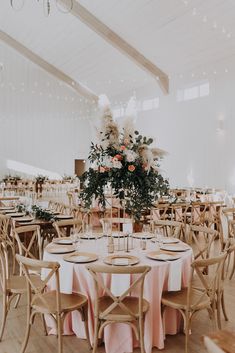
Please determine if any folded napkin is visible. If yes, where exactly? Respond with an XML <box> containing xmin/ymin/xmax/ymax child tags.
<box><xmin>168</xmin><ymin>258</ymin><xmax>182</xmax><ymax>291</ymax></box>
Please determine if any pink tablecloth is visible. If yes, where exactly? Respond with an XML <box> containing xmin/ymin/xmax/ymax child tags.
<box><xmin>43</xmin><ymin>238</ymin><xmax>192</xmax><ymax>353</ymax></box>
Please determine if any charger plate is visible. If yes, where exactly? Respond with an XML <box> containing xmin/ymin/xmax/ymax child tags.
<box><xmin>160</xmin><ymin>244</ymin><xmax>190</xmax><ymax>252</ymax></box>
<box><xmin>80</xmin><ymin>233</ymin><xmax>103</xmax><ymax>240</ymax></box>
<box><xmin>104</xmin><ymin>254</ymin><xmax>139</xmax><ymax>266</ymax></box>
<box><xmin>63</xmin><ymin>252</ymin><xmax>98</xmax><ymax>263</ymax></box>
<box><xmin>55</xmin><ymin>215</ymin><xmax>73</xmax><ymax>220</ymax></box>
<box><xmin>151</xmin><ymin>237</ymin><xmax>179</xmax><ymax>244</ymax></box>
<box><xmin>53</xmin><ymin>237</ymin><xmax>74</xmax><ymax>245</ymax></box>
<box><xmin>147</xmin><ymin>250</ymin><xmax>181</xmax><ymax>261</ymax></box>
<box><xmin>132</xmin><ymin>232</ymin><xmax>153</xmax><ymax>240</ymax></box>
<box><xmin>46</xmin><ymin>244</ymin><xmax>76</xmax><ymax>254</ymax></box>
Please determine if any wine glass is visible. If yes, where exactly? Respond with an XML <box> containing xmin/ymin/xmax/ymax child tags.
<box><xmin>70</xmin><ymin>228</ymin><xmax>80</xmax><ymax>250</ymax></box>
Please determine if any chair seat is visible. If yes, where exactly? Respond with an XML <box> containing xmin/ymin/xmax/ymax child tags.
<box><xmin>161</xmin><ymin>288</ymin><xmax>210</xmax><ymax>311</ymax></box>
<box><xmin>98</xmin><ymin>295</ymin><xmax>149</xmax><ymax>321</ymax></box>
<box><xmin>32</xmin><ymin>290</ymin><xmax>88</xmax><ymax>314</ymax></box>
<box><xmin>7</xmin><ymin>274</ymin><xmax>43</xmax><ymax>294</ymax></box>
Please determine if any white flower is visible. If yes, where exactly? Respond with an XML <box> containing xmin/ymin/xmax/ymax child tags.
<box><xmin>91</xmin><ymin>162</ymin><xmax>98</xmax><ymax>171</ymax></box>
<box><xmin>112</xmin><ymin>160</ymin><xmax>122</xmax><ymax>169</ymax></box>
<box><xmin>102</xmin><ymin>156</ymin><xmax>113</xmax><ymax>168</ymax></box>
<box><xmin>124</xmin><ymin>149</ymin><xmax>138</xmax><ymax>163</ymax></box>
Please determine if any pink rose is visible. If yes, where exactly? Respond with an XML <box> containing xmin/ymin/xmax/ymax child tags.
<box><xmin>113</xmin><ymin>154</ymin><xmax>122</xmax><ymax>161</ymax></box>
<box><xmin>128</xmin><ymin>165</ymin><xmax>135</xmax><ymax>172</ymax></box>
<box><xmin>99</xmin><ymin>166</ymin><xmax>105</xmax><ymax>173</ymax></box>
<box><xmin>120</xmin><ymin>145</ymin><xmax>126</xmax><ymax>151</ymax></box>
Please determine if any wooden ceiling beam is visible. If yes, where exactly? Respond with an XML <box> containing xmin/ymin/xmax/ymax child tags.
<box><xmin>60</xmin><ymin>0</ymin><xmax>169</xmax><ymax>94</ymax></box>
<box><xmin>0</xmin><ymin>30</ymin><xmax>99</xmax><ymax>102</ymax></box>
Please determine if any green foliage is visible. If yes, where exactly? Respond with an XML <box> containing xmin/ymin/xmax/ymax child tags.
<box><xmin>80</xmin><ymin>130</ymin><xmax>169</xmax><ymax>220</ymax></box>
<box><xmin>32</xmin><ymin>205</ymin><xmax>55</xmax><ymax>221</ymax></box>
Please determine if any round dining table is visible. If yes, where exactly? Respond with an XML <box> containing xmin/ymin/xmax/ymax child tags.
<box><xmin>43</xmin><ymin>235</ymin><xmax>193</xmax><ymax>353</ymax></box>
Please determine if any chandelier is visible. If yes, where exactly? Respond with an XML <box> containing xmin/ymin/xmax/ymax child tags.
<box><xmin>10</xmin><ymin>0</ymin><xmax>74</xmax><ymax>16</ymax></box>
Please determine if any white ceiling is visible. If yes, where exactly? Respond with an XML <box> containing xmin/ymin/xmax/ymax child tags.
<box><xmin>1</xmin><ymin>0</ymin><xmax>235</xmax><ymax>99</ymax></box>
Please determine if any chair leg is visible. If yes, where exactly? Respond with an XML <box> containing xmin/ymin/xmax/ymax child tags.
<box><xmin>221</xmin><ymin>292</ymin><xmax>229</xmax><ymax>321</ymax></box>
<box><xmin>184</xmin><ymin>312</ymin><xmax>191</xmax><ymax>353</ymax></box>
<box><xmin>57</xmin><ymin>313</ymin><xmax>63</xmax><ymax>353</ymax></box>
<box><xmin>208</xmin><ymin>307</ymin><xmax>217</xmax><ymax>331</ymax></box>
<box><xmin>20</xmin><ymin>307</ymin><xmax>32</xmax><ymax>353</ymax></box>
<box><xmin>92</xmin><ymin>317</ymin><xmax>99</xmax><ymax>353</ymax></box>
<box><xmin>0</xmin><ymin>293</ymin><xmax>8</xmax><ymax>341</ymax></box>
<box><xmin>216</xmin><ymin>294</ymin><xmax>222</xmax><ymax>329</ymax></box>
<box><xmin>139</xmin><ymin>317</ymin><xmax>146</xmax><ymax>353</ymax></box>
<box><xmin>229</xmin><ymin>252</ymin><xmax>235</xmax><ymax>280</ymax></box>
<box><xmin>81</xmin><ymin>306</ymin><xmax>91</xmax><ymax>350</ymax></box>
<box><xmin>41</xmin><ymin>314</ymin><xmax>48</xmax><ymax>336</ymax></box>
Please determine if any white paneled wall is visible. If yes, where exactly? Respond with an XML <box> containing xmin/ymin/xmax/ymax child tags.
<box><xmin>0</xmin><ymin>43</ymin><xmax>91</xmax><ymax>178</ymax></box>
<box><xmin>109</xmin><ymin>70</ymin><xmax>235</xmax><ymax>193</ymax></box>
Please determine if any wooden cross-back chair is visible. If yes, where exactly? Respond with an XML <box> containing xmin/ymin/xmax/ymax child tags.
<box><xmin>205</xmin><ymin>201</ymin><xmax>224</xmax><ymax>230</ymax></box>
<box><xmin>187</xmin><ymin>225</ymin><xmax>218</xmax><ymax>260</ymax></box>
<box><xmin>0</xmin><ymin>242</ymin><xmax>43</xmax><ymax>341</ymax></box>
<box><xmin>14</xmin><ymin>225</ymin><xmax>42</xmax><ymax>265</ymax></box>
<box><xmin>151</xmin><ymin>204</ymin><xmax>170</xmax><ymax>222</ymax></box>
<box><xmin>100</xmin><ymin>217</ymin><xmax>133</xmax><ymax>234</ymax></box>
<box><xmin>153</xmin><ymin>220</ymin><xmax>183</xmax><ymax>239</ymax></box>
<box><xmin>189</xmin><ymin>202</ymin><xmax>209</xmax><ymax>227</ymax></box>
<box><xmin>87</xmin><ymin>264</ymin><xmax>151</xmax><ymax>353</ymax></box>
<box><xmin>16</xmin><ymin>255</ymin><xmax>91</xmax><ymax>353</ymax></box>
<box><xmin>161</xmin><ymin>253</ymin><xmax>227</xmax><ymax>353</ymax></box>
<box><xmin>52</xmin><ymin>219</ymin><xmax>82</xmax><ymax>238</ymax></box>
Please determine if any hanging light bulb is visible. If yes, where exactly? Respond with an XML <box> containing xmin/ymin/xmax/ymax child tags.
<box><xmin>10</xmin><ymin>0</ymin><xmax>74</xmax><ymax>16</ymax></box>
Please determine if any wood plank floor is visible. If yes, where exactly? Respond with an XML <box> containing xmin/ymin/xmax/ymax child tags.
<box><xmin>1</xmin><ymin>247</ymin><xmax>235</xmax><ymax>353</ymax></box>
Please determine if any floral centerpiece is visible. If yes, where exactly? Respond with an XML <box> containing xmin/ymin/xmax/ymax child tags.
<box><xmin>81</xmin><ymin>96</ymin><xmax>169</xmax><ymax>220</ymax></box>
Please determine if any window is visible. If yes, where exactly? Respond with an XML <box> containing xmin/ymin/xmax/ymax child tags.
<box><xmin>177</xmin><ymin>81</ymin><xmax>209</xmax><ymax>102</ymax></box>
<box><xmin>113</xmin><ymin>97</ymin><xmax>160</xmax><ymax>119</ymax></box>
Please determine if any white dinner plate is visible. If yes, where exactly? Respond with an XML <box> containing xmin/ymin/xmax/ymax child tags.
<box><xmin>81</xmin><ymin>233</ymin><xmax>103</xmax><ymax>240</ymax></box>
<box><xmin>132</xmin><ymin>232</ymin><xmax>153</xmax><ymax>240</ymax></box>
<box><xmin>160</xmin><ymin>244</ymin><xmax>190</xmax><ymax>252</ymax></box>
<box><xmin>151</xmin><ymin>237</ymin><xmax>179</xmax><ymax>244</ymax></box>
<box><xmin>147</xmin><ymin>251</ymin><xmax>181</xmax><ymax>261</ymax></box>
<box><xmin>53</xmin><ymin>237</ymin><xmax>74</xmax><ymax>245</ymax></box>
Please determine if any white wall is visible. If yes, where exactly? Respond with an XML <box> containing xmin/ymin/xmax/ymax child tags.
<box><xmin>0</xmin><ymin>43</ymin><xmax>92</xmax><ymax>179</ymax></box>
<box><xmin>109</xmin><ymin>70</ymin><xmax>235</xmax><ymax>193</ymax></box>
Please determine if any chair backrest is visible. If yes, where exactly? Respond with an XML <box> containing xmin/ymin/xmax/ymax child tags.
<box><xmin>14</xmin><ymin>225</ymin><xmax>42</xmax><ymax>261</ymax></box>
<box><xmin>187</xmin><ymin>253</ymin><xmax>227</xmax><ymax>310</ymax></box>
<box><xmin>0</xmin><ymin>242</ymin><xmax>10</xmax><ymax>292</ymax></box>
<box><xmin>220</xmin><ymin>208</ymin><xmax>235</xmax><ymax>240</ymax></box>
<box><xmin>0</xmin><ymin>214</ymin><xmax>11</xmax><ymax>247</ymax></box>
<box><xmin>16</xmin><ymin>254</ymin><xmax>61</xmax><ymax>313</ymax></box>
<box><xmin>153</xmin><ymin>220</ymin><xmax>182</xmax><ymax>239</ymax></box>
<box><xmin>187</xmin><ymin>225</ymin><xmax>217</xmax><ymax>259</ymax></box>
<box><xmin>53</xmin><ymin>219</ymin><xmax>82</xmax><ymax>238</ymax></box>
<box><xmin>190</xmin><ymin>202</ymin><xmax>208</xmax><ymax>226</ymax></box>
<box><xmin>87</xmin><ymin>264</ymin><xmax>151</xmax><ymax>321</ymax></box>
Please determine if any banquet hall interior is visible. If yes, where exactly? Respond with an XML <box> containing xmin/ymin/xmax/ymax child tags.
<box><xmin>1</xmin><ymin>1</ymin><xmax>235</xmax><ymax>353</ymax></box>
